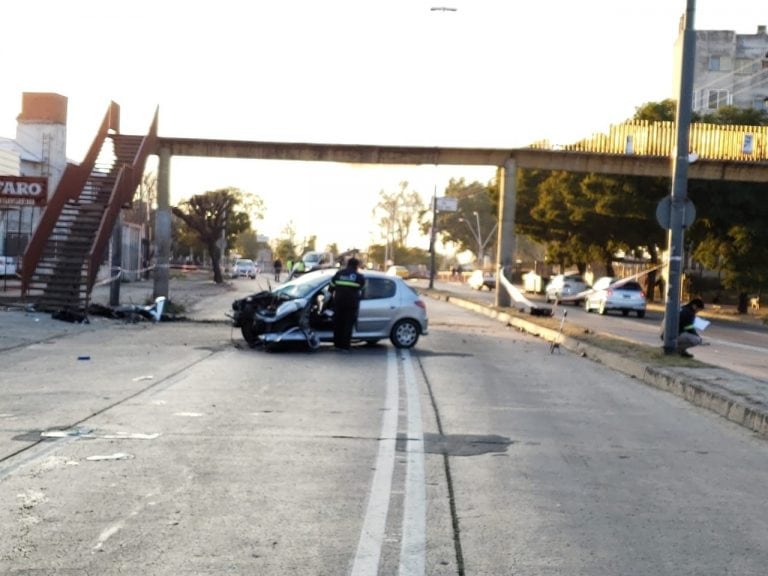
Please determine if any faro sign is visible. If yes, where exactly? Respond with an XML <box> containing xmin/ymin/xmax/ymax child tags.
<box><xmin>0</xmin><ymin>176</ymin><xmax>47</xmax><ymax>207</ymax></box>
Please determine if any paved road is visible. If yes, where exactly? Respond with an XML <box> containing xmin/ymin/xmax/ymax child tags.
<box><xmin>424</xmin><ymin>279</ymin><xmax>768</xmax><ymax>383</ymax></box>
<box><xmin>2</xmin><ymin>275</ymin><xmax>768</xmax><ymax>574</ymax></box>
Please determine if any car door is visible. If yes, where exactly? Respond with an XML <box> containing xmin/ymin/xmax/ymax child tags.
<box><xmin>356</xmin><ymin>277</ymin><xmax>398</xmax><ymax>335</ymax></box>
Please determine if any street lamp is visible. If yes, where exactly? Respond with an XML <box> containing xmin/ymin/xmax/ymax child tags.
<box><xmin>459</xmin><ymin>211</ymin><xmax>498</xmax><ymax>267</ymax></box>
<box><xmin>427</xmin><ymin>5</ymin><xmax>456</xmax><ymax>289</ymax></box>
<box><xmin>473</xmin><ymin>211</ymin><xmax>482</xmax><ymax>264</ymax></box>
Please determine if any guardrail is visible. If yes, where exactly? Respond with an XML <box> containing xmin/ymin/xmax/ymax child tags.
<box><xmin>530</xmin><ymin>121</ymin><xmax>768</xmax><ymax>161</ymax></box>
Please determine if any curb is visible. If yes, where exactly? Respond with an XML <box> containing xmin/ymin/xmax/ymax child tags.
<box><xmin>427</xmin><ymin>290</ymin><xmax>768</xmax><ymax>437</ymax></box>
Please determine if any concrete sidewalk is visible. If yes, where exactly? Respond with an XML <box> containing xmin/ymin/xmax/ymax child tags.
<box><xmin>0</xmin><ymin>270</ymin><xmax>238</xmax><ymax>352</ymax></box>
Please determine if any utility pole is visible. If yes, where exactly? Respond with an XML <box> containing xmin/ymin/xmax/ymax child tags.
<box><xmin>428</xmin><ymin>187</ymin><xmax>437</xmax><ymax>289</ymax></box>
<box><xmin>663</xmin><ymin>0</ymin><xmax>697</xmax><ymax>354</ymax></box>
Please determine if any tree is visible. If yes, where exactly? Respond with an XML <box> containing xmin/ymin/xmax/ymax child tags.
<box><xmin>632</xmin><ymin>99</ymin><xmax>678</xmax><ymax>122</ymax></box>
<box><xmin>372</xmin><ymin>181</ymin><xmax>426</xmax><ymax>264</ymax></box>
<box><xmin>698</xmin><ymin>105</ymin><xmax>768</xmax><ymax>126</ymax></box>
<box><xmin>273</xmin><ymin>221</ymin><xmax>300</xmax><ymax>264</ymax></box>
<box><xmin>172</xmin><ymin>187</ymin><xmax>263</xmax><ymax>283</ymax></box>
<box><xmin>434</xmin><ymin>178</ymin><xmax>497</xmax><ymax>264</ymax></box>
<box><xmin>235</xmin><ymin>229</ymin><xmax>262</xmax><ymax>260</ymax></box>
<box><xmin>688</xmin><ymin>179</ymin><xmax>768</xmax><ymax>310</ymax></box>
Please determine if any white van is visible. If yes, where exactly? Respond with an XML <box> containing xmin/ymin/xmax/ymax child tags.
<box><xmin>301</xmin><ymin>251</ymin><xmax>334</xmax><ymax>271</ymax></box>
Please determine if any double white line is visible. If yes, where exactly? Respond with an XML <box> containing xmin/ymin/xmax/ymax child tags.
<box><xmin>350</xmin><ymin>347</ymin><xmax>426</xmax><ymax>576</ymax></box>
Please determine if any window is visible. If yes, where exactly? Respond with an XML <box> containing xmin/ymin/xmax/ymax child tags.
<box><xmin>735</xmin><ymin>58</ymin><xmax>755</xmax><ymax>75</ymax></box>
<box><xmin>706</xmin><ymin>89</ymin><xmax>730</xmax><ymax>109</ymax></box>
<box><xmin>363</xmin><ymin>278</ymin><xmax>396</xmax><ymax>300</ymax></box>
<box><xmin>708</xmin><ymin>55</ymin><xmax>732</xmax><ymax>71</ymax></box>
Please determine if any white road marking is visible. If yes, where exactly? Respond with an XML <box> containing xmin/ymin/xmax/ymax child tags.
<box><xmin>350</xmin><ymin>346</ymin><xmax>400</xmax><ymax>576</ymax></box>
<box><xmin>399</xmin><ymin>348</ymin><xmax>426</xmax><ymax>576</ymax></box>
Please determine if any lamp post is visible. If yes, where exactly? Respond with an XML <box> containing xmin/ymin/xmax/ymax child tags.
<box><xmin>473</xmin><ymin>211</ymin><xmax>483</xmax><ymax>264</ymax></box>
<box><xmin>427</xmin><ymin>5</ymin><xmax>456</xmax><ymax>289</ymax></box>
<box><xmin>459</xmin><ymin>211</ymin><xmax>498</xmax><ymax>267</ymax></box>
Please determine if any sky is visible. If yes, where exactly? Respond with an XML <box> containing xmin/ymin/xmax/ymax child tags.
<box><xmin>3</xmin><ymin>0</ymin><xmax>766</xmax><ymax>252</ymax></box>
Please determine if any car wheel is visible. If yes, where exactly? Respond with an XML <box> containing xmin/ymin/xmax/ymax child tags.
<box><xmin>622</xmin><ymin>310</ymin><xmax>630</xmax><ymax>316</ymax></box>
<box><xmin>390</xmin><ymin>319</ymin><xmax>420</xmax><ymax>349</ymax></box>
<box><xmin>637</xmin><ymin>310</ymin><xmax>646</xmax><ymax>318</ymax></box>
<box><xmin>241</xmin><ymin>323</ymin><xmax>259</xmax><ymax>348</ymax></box>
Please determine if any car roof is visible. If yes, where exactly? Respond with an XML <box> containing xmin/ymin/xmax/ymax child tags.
<box><xmin>308</xmin><ymin>268</ymin><xmax>392</xmax><ymax>279</ymax></box>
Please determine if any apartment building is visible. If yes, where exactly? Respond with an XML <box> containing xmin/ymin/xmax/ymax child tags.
<box><xmin>674</xmin><ymin>24</ymin><xmax>768</xmax><ymax>114</ymax></box>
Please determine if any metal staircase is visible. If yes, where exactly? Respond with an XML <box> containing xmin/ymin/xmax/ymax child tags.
<box><xmin>21</xmin><ymin>103</ymin><xmax>157</xmax><ymax>313</ymax></box>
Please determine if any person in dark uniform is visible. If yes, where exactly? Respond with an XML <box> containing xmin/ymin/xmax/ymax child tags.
<box><xmin>329</xmin><ymin>257</ymin><xmax>366</xmax><ymax>351</ymax></box>
<box><xmin>677</xmin><ymin>297</ymin><xmax>705</xmax><ymax>357</ymax></box>
<box><xmin>273</xmin><ymin>258</ymin><xmax>283</xmax><ymax>282</ymax></box>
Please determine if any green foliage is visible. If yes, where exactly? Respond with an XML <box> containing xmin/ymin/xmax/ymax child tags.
<box><xmin>515</xmin><ymin>96</ymin><xmax>767</xmax><ymax>296</ymax></box>
<box><xmin>235</xmin><ymin>229</ymin><xmax>263</xmax><ymax>260</ymax></box>
<box><xmin>688</xmin><ymin>179</ymin><xmax>768</xmax><ymax>292</ymax></box>
<box><xmin>436</xmin><ymin>178</ymin><xmax>497</xmax><ymax>262</ymax></box>
<box><xmin>372</xmin><ymin>181</ymin><xmax>426</xmax><ymax>266</ymax></box>
<box><xmin>633</xmin><ymin>99</ymin><xmax>677</xmax><ymax>122</ymax></box>
<box><xmin>516</xmin><ymin>169</ymin><xmax>667</xmax><ymax>274</ymax></box>
<box><xmin>372</xmin><ymin>181</ymin><xmax>426</xmax><ymax>249</ymax></box>
<box><xmin>698</xmin><ymin>105</ymin><xmax>768</xmax><ymax>126</ymax></box>
<box><xmin>368</xmin><ymin>244</ymin><xmax>429</xmax><ymax>269</ymax></box>
<box><xmin>172</xmin><ymin>187</ymin><xmax>263</xmax><ymax>283</ymax></box>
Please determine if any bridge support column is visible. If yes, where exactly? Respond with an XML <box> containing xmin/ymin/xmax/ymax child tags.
<box><xmin>495</xmin><ymin>157</ymin><xmax>516</xmax><ymax>308</ymax></box>
<box><xmin>153</xmin><ymin>146</ymin><xmax>171</xmax><ymax>300</ymax></box>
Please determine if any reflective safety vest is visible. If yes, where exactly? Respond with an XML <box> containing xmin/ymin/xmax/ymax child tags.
<box><xmin>331</xmin><ymin>271</ymin><xmax>364</xmax><ymax>290</ymax></box>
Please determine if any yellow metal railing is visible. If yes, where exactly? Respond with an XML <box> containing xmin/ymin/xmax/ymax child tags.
<box><xmin>530</xmin><ymin>121</ymin><xmax>768</xmax><ymax>161</ymax></box>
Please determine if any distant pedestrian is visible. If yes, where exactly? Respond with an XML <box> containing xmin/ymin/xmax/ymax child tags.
<box><xmin>288</xmin><ymin>259</ymin><xmax>305</xmax><ymax>280</ymax></box>
<box><xmin>329</xmin><ymin>257</ymin><xmax>366</xmax><ymax>351</ymax></box>
<box><xmin>273</xmin><ymin>259</ymin><xmax>283</xmax><ymax>282</ymax></box>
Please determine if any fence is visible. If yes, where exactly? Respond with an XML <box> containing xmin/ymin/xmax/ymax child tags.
<box><xmin>530</xmin><ymin>121</ymin><xmax>768</xmax><ymax>161</ymax></box>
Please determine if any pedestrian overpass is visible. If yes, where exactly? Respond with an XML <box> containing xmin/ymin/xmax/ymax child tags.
<box><xmin>20</xmin><ymin>102</ymin><xmax>768</xmax><ymax>312</ymax></box>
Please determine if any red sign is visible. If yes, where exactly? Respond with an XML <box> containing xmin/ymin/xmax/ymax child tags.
<box><xmin>0</xmin><ymin>176</ymin><xmax>48</xmax><ymax>207</ymax></box>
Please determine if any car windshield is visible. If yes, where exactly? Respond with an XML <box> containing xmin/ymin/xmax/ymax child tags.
<box><xmin>273</xmin><ymin>270</ymin><xmax>332</xmax><ymax>299</ymax></box>
<box><xmin>236</xmin><ymin>259</ymin><xmax>253</xmax><ymax>267</ymax></box>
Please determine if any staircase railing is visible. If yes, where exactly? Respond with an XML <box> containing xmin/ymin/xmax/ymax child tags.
<box><xmin>86</xmin><ymin>107</ymin><xmax>158</xmax><ymax>295</ymax></box>
<box><xmin>21</xmin><ymin>102</ymin><xmax>120</xmax><ymax>296</ymax></box>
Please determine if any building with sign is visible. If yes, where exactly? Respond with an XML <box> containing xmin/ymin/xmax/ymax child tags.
<box><xmin>0</xmin><ymin>93</ymin><xmax>68</xmax><ymax>273</ymax></box>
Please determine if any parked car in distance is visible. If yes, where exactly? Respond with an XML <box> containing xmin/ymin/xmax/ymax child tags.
<box><xmin>584</xmin><ymin>276</ymin><xmax>647</xmax><ymax>317</ymax></box>
<box><xmin>406</xmin><ymin>264</ymin><xmax>429</xmax><ymax>279</ymax></box>
<box><xmin>232</xmin><ymin>268</ymin><xmax>428</xmax><ymax>349</ymax></box>
<box><xmin>386</xmin><ymin>265</ymin><xmax>410</xmax><ymax>279</ymax></box>
<box><xmin>544</xmin><ymin>273</ymin><xmax>588</xmax><ymax>304</ymax></box>
<box><xmin>301</xmin><ymin>251</ymin><xmax>334</xmax><ymax>271</ymax></box>
<box><xmin>231</xmin><ymin>258</ymin><xmax>257</xmax><ymax>279</ymax></box>
<box><xmin>468</xmin><ymin>269</ymin><xmax>496</xmax><ymax>291</ymax></box>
